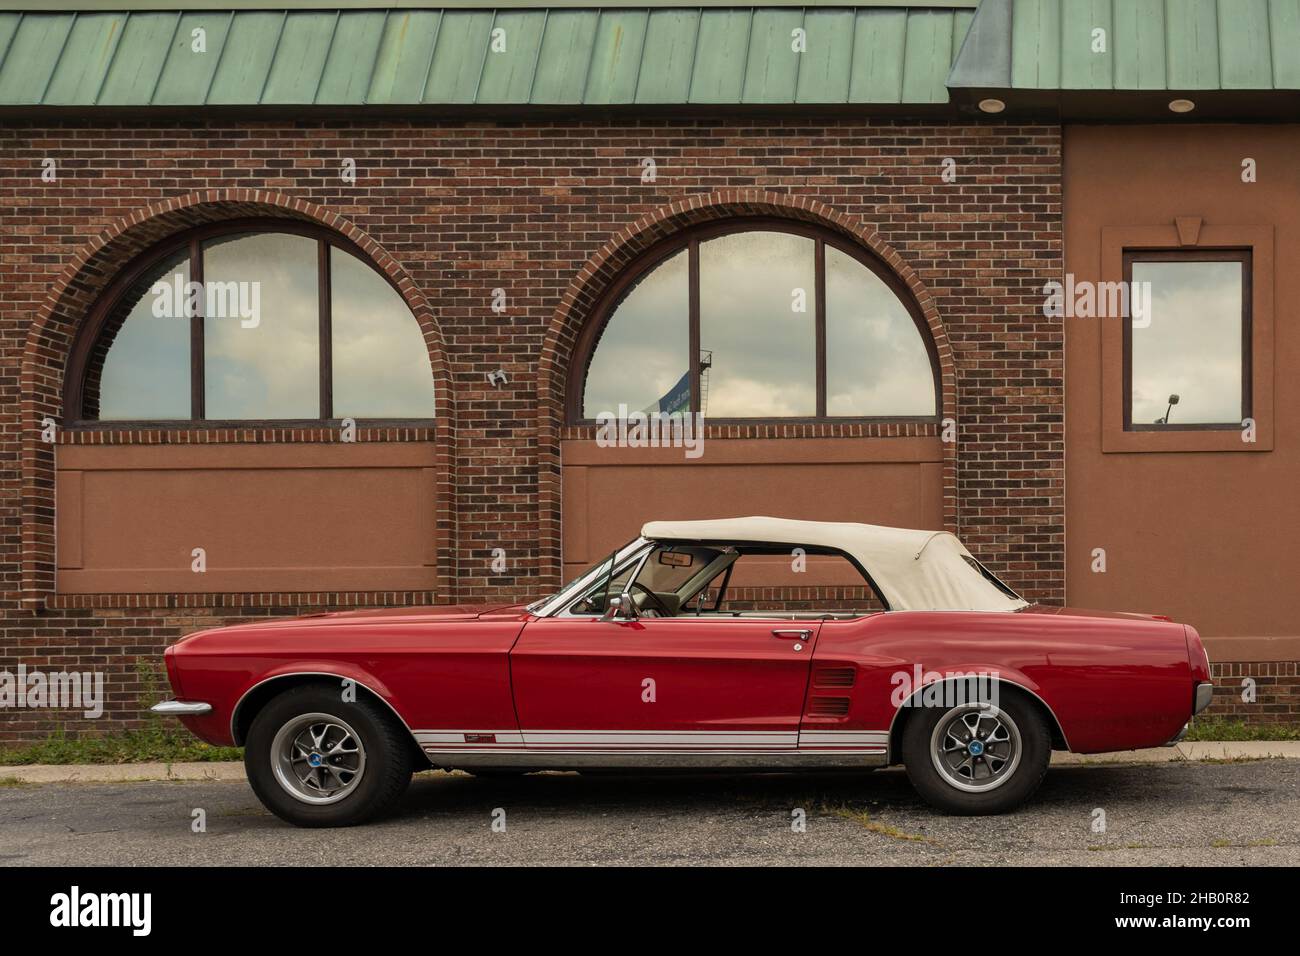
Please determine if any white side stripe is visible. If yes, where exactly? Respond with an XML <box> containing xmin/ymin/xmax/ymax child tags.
<box><xmin>413</xmin><ymin>729</ymin><xmax>888</xmax><ymax>753</ymax></box>
<box><xmin>522</xmin><ymin>731</ymin><xmax>795</xmax><ymax>749</ymax></box>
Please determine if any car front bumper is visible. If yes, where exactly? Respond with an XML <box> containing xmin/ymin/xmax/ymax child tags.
<box><xmin>151</xmin><ymin>699</ymin><xmax>213</xmax><ymax>716</ymax></box>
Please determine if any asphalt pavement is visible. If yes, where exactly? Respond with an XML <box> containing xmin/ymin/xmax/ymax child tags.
<box><xmin>2</xmin><ymin>757</ymin><xmax>1297</xmax><ymax>866</ymax></box>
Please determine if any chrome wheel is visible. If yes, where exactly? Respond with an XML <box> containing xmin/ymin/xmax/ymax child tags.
<box><xmin>271</xmin><ymin>712</ymin><xmax>367</xmax><ymax>805</ymax></box>
<box><xmin>929</xmin><ymin>703</ymin><xmax>1022</xmax><ymax>793</ymax></box>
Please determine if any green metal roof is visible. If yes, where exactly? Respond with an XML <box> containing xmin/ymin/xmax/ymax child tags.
<box><xmin>949</xmin><ymin>0</ymin><xmax>1300</xmax><ymax>93</ymax></box>
<box><xmin>3</xmin><ymin>1</ymin><xmax>979</xmax><ymax>8</ymax></box>
<box><xmin>0</xmin><ymin>5</ymin><xmax>976</xmax><ymax>109</ymax></box>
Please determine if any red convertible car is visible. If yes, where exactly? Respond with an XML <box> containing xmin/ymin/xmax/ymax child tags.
<box><xmin>153</xmin><ymin>517</ymin><xmax>1214</xmax><ymax>827</ymax></box>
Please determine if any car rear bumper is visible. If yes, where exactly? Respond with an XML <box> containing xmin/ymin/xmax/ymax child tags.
<box><xmin>1164</xmin><ymin>722</ymin><xmax>1190</xmax><ymax>746</ymax></box>
<box><xmin>1193</xmin><ymin>681</ymin><xmax>1214</xmax><ymax>715</ymax></box>
<box><xmin>1164</xmin><ymin>682</ymin><xmax>1215</xmax><ymax>746</ymax></box>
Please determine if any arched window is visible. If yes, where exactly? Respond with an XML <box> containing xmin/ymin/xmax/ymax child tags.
<box><xmin>574</xmin><ymin>221</ymin><xmax>939</xmax><ymax>422</ymax></box>
<box><xmin>67</xmin><ymin>220</ymin><xmax>436</xmax><ymax>422</ymax></box>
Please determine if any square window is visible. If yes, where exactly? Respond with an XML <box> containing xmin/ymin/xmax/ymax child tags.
<box><xmin>1123</xmin><ymin>250</ymin><xmax>1250</xmax><ymax>431</ymax></box>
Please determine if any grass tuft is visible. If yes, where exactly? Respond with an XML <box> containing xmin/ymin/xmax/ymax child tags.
<box><xmin>1</xmin><ymin>661</ymin><xmax>243</xmax><ymax>766</ymax></box>
<box><xmin>1184</xmin><ymin>718</ymin><xmax>1300</xmax><ymax>742</ymax></box>
<box><xmin>0</xmin><ymin>726</ymin><xmax>241</xmax><ymax>766</ymax></box>
<box><xmin>827</xmin><ymin>804</ymin><xmax>939</xmax><ymax>844</ymax></box>
<box><xmin>1087</xmin><ymin>843</ymin><xmax>1156</xmax><ymax>852</ymax></box>
<box><xmin>1206</xmin><ymin>837</ymin><xmax>1278</xmax><ymax>849</ymax></box>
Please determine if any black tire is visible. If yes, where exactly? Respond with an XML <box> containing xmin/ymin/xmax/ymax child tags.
<box><xmin>244</xmin><ymin>684</ymin><xmax>413</xmax><ymax>828</ymax></box>
<box><xmin>901</xmin><ymin>688</ymin><xmax>1051</xmax><ymax>815</ymax></box>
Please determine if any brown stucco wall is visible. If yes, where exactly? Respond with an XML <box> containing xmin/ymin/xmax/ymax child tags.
<box><xmin>1064</xmin><ymin>124</ymin><xmax>1300</xmax><ymax>666</ymax></box>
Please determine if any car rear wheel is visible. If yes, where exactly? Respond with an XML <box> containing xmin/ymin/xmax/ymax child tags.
<box><xmin>900</xmin><ymin>691</ymin><xmax>1051</xmax><ymax>815</ymax></box>
<box><xmin>245</xmin><ymin>685</ymin><xmax>413</xmax><ymax>827</ymax></box>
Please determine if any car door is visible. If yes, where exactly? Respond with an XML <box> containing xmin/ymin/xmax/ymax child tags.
<box><xmin>509</xmin><ymin>614</ymin><xmax>820</xmax><ymax>753</ymax></box>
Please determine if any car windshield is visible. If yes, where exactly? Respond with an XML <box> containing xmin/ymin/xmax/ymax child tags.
<box><xmin>525</xmin><ymin>539</ymin><xmax>646</xmax><ymax>613</ymax></box>
<box><xmin>565</xmin><ymin>543</ymin><xmax>728</xmax><ymax>616</ymax></box>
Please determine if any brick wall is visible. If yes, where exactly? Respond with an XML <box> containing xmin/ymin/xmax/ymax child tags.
<box><xmin>1206</xmin><ymin>663</ymin><xmax>1300</xmax><ymax>724</ymax></box>
<box><xmin>0</xmin><ymin>117</ymin><xmax>1066</xmax><ymax>742</ymax></box>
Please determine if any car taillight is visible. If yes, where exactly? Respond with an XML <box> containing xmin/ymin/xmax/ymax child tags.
<box><xmin>1184</xmin><ymin>625</ymin><xmax>1211</xmax><ymax>683</ymax></box>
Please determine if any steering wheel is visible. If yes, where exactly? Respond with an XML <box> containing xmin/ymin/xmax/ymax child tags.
<box><xmin>628</xmin><ymin>581</ymin><xmax>674</xmax><ymax>617</ymax></box>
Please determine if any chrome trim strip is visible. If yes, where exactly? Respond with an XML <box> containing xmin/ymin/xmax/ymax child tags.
<box><xmin>413</xmin><ymin>728</ymin><xmax>892</xmax><ymax>756</ymax></box>
<box><xmin>423</xmin><ymin>749</ymin><xmax>889</xmax><ymax>770</ymax></box>
<box><xmin>416</xmin><ymin>729</ymin><xmax>889</xmax><ymax>750</ymax></box>
<box><xmin>151</xmin><ymin>699</ymin><xmax>212</xmax><ymax>716</ymax></box>
<box><xmin>522</xmin><ymin>730</ymin><xmax>797</xmax><ymax>748</ymax></box>
<box><xmin>414</xmin><ymin>729</ymin><xmax>895</xmax><ymax>749</ymax></box>
<box><xmin>230</xmin><ymin>671</ymin><xmax>416</xmax><ymax>746</ymax></box>
<box><xmin>798</xmin><ymin>730</ymin><xmax>889</xmax><ymax>748</ymax></box>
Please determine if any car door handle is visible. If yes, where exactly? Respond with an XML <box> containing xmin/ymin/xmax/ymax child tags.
<box><xmin>771</xmin><ymin>629</ymin><xmax>812</xmax><ymax>640</ymax></box>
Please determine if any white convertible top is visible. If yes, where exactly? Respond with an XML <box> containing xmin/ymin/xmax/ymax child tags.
<box><xmin>641</xmin><ymin>516</ymin><xmax>1028</xmax><ymax>613</ymax></box>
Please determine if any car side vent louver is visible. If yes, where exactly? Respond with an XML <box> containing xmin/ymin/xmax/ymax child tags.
<box><xmin>813</xmin><ymin>666</ymin><xmax>856</xmax><ymax>688</ymax></box>
<box><xmin>808</xmin><ymin>696</ymin><xmax>852</xmax><ymax>717</ymax></box>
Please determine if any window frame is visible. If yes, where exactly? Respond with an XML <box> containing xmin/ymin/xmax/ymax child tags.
<box><xmin>567</xmin><ymin>218</ymin><xmax>942</xmax><ymax>425</ymax></box>
<box><xmin>1121</xmin><ymin>247</ymin><xmax>1253</xmax><ymax>432</ymax></box>
<box><xmin>64</xmin><ymin>218</ymin><xmax>435</xmax><ymax>427</ymax></box>
<box><xmin>1098</xmin><ymin>222</ymin><xmax>1273</xmax><ymax>455</ymax></box>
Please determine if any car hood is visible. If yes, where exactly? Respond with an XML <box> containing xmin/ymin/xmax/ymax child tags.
<box><xmin>298</xmin><ymin>603</ymin><xmax>527</xmax><ymax>624</ymax></box>
<box><xmin>173</xmin><ymin>603</ymin><xmax>529</xmax><ymax>644</ymax></box>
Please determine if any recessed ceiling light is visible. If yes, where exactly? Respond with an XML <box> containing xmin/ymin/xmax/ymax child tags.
<box><xmin>1168</xmin><ymin>98</ymin><xmax>1196</xmax><ymax>113</ymax></box>
<box><xmin>978</xmin><ymin>98</ymin><xmax>1006</xmax><ymax>114</ymax></box>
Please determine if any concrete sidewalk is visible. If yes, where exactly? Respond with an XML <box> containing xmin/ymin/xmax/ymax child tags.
<box><xmin>3</xmin><ymin>741</ymin><xmax>1298</xmax><ymax>784</ymax></box>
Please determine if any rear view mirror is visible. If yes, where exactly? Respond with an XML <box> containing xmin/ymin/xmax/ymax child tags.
<box><xmin>658</xmin><ymin>551</ymin><xmax>693</xmax><ymax>568</ymax></box>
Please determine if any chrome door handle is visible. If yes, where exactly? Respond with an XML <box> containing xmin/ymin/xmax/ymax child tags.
<box><xmin>771</xmin><ymin>629</ymin><xmax>812</xmax><ymax>640</ymax></box>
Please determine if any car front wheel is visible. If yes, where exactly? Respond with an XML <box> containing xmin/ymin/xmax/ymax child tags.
<box><xmin>245</xmin><ymin>685</ymin><xmax>413</xmax><ymax>827</ymax></box>
<box><xmin>901</xmin><ymin>691</ymin><xmax>1051</xmax><ymax>815</ymax></box>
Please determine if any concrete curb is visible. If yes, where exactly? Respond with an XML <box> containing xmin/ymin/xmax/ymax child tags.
<box><xmin>3</xmin><ymin>741</ymin><xmax>1299</xmax><ymax>784</ymax></box>
<box><xmin>1052</xmin><ymin>741</ymin><xmax>1300</xmax><ymax>764</ymax></box>
<box><xmin>1</xmin><ymin>762</ymin><xmax>248</xmax><ymax>784</ymax></box>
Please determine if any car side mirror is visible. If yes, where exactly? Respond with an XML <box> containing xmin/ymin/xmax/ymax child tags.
<box><xmin>601</xmin><ymin>591</ymin><xmax>638</xmax><ymax>623</ymax></box>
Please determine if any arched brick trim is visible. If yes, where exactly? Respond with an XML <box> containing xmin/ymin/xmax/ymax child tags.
<box><xmin>20</xmin><ymin>189</ymin><xmax>457</xmax><ymax>611</ymax></box>
<box><xmin>535</xmin><ymin>189</ymin><xmax>959</xmax><ymax>589</ymax></box>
